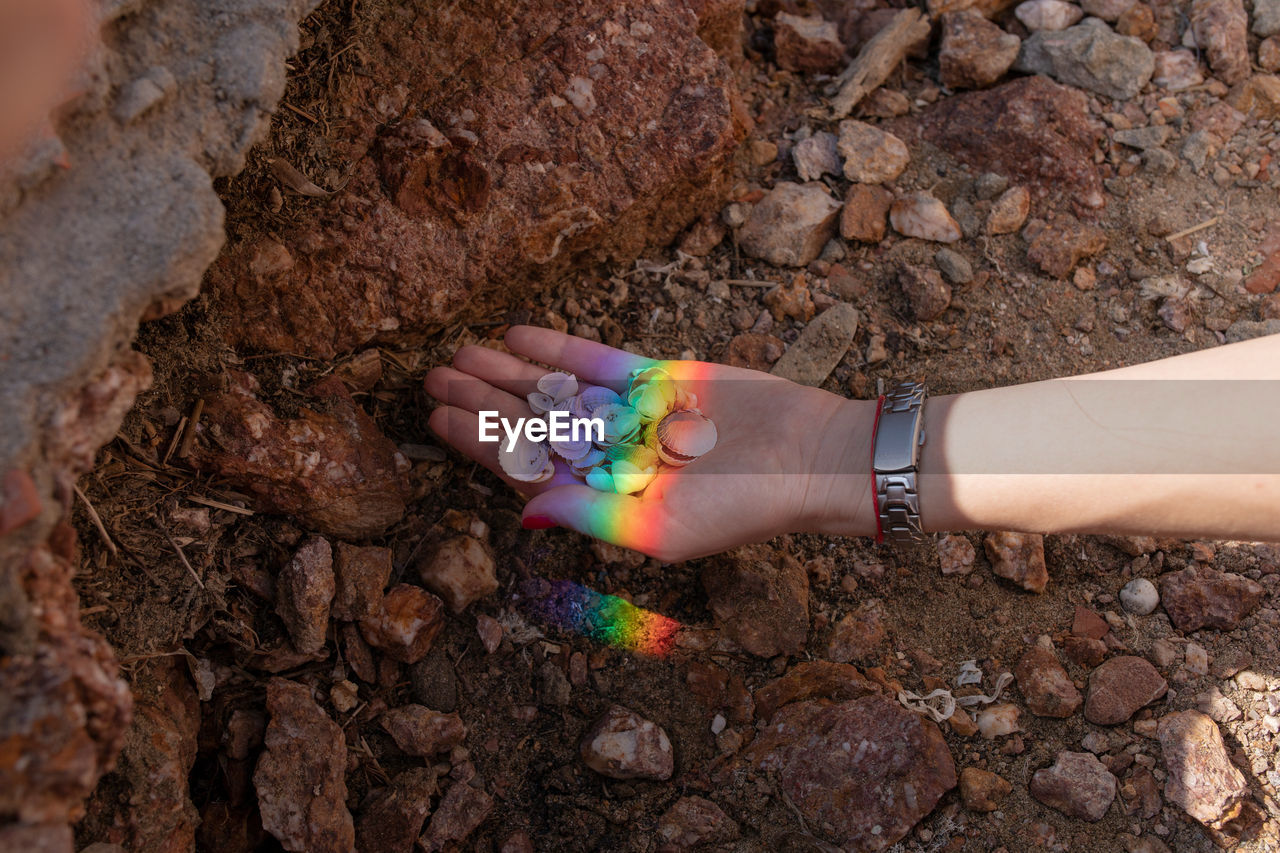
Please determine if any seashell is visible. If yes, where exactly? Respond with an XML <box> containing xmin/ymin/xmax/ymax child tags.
<box><xmin>655</xmin><ymin>410</ymin><xmax>717</xmax><ymax>466</ymax></box>
<box><xmin>550</xmin><ymin>433</ymin><xmax>594</xmax><ymax>462</ymax></box>
<box><xmin>498</xmin><ymin>435</ymin><xmax>555</xmax><ymax>483</ymax></box>
<box><xmin>611</xmin><ymin>450</ymin><xmax>659</xmax><ymax>495</ymax></box>
<box><xmin>594</xmin><ymin>403</ymin><xmax>641</xmax><ymax>446</ymax></box>
<box><xmin>527</xmin><ymin>391</ymin><xmax>556</xmax><ymax>415</ymax></box>
<box><xmin>585</xmin><ymin>466</ymin><xmax>615</xmax><ymax>493</ymax></box>
<box><xmin>628</xmin><ymin>380</ymin><xmax>677</xmax><ymax>423</ymax></box>
<box><xmin>576</xmin><ymin>384</ymin><xmax>623</xmax><ymax>414</ymax></box>
<box><xmin>889</xmin><ymin>192</ymin><xmax>961</xmax><ymax>243</ymax></box>
<box><xmin>537</xmin><ymin>371</ymin><xmax>578</xmax><ymax>403</ymax></box>
<box><xmin>569</xmin><ymin>446</ymin><xmax>607</xmax><ymax>477</ymax></box>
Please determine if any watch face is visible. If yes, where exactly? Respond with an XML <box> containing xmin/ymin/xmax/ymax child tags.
<box><xmin>874</xmin><ymin>408</ymin><xmax>922</xmax><ymax>473</ymax></box>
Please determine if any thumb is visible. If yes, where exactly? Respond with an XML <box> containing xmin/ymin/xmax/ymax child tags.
<box><xmin>521</xmin><ymin>483</ymin><xmax>661</xmax><ymax>552</ymax></box>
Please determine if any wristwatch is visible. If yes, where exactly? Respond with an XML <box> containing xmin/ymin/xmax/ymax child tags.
<box><xmin>873</xmin><ymin>382</ymin><xmax>928</xmax><ymax>544</ymax></box>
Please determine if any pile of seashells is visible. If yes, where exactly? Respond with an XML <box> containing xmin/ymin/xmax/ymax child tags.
<box><xmin>498</xmin><ymin>367</ymin><xmax>718</xmax><ymax>495</ymax></box>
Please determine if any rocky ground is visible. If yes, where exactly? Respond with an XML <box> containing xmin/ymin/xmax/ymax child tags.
<box><xmin>60</xmin><ymin>0</ymin><xmax>1280</xmax><ymax>850</ymax></box>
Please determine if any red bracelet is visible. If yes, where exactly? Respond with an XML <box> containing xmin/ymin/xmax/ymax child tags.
<box><xmin>870</xmin><ymin>394</ymin><xmax>886</xmax><ymax>544</ymax></box>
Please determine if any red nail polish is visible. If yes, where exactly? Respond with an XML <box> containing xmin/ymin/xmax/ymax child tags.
<box><xmin>522</xmin><ymin>515</ymin><xmax>556</xmax><ymax>530</ymax></box>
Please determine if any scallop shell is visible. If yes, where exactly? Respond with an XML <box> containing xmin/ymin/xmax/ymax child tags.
<box><xmin>498</xmin><ymin>436</ymin><xmax>555</xmax><ymax>483</ymax></box>
<box><xmin>537</xmin><ymin>371</ymin><xmax>578</xmax><ymax>402</ymax></box>
<box><xmin>594</xmin><ymin>403</ymin><xmax>641</xmax><ymax>446</ymax></box>
<box><xmin>550</xmin><ymin>433</ymin><xmax>594</xmax><ymax>462</ymax></box>
<box><xmin>612</xmin><ymin>454</ymin><xmax>658</xmax><ymax>495</ymax></box>
<box><xmin>655</xmin><ymin>410</ymin><xmax>717</xmax><ymax>466</ymax></box>
<box><xmin>585</xmin><ymin>466</ymin><xmax>615</xmax><ymax>493</ymax></box>
<box><xmin>628</xmin><ymin>380</ymin><xmax>677</xmax><ymax>423</ymax></box>
<box><xmin>527</xmin><ymin>392</ymin><xmax>556</xmax><ymax>415</ymax></box>
<box><xmin>568</xmin><ymin>445</ymin><xmax>607</xmax><ymax>477</ymax></box>
<box><xmin>576</xmin><ymin>384</ymin><xmax>623</xmax><ymax>414</ymax></box>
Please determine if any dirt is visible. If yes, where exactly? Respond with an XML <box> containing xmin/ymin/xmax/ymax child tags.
<box><xmin>69</xmin><ymin>1</ymin><xmax>1280</xmax><ymax>851</ymax></box>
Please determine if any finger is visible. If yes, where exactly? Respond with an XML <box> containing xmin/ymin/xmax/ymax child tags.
<box><xmin>424</xmin><ymin>366</ymin><xmax>532</xmax><ymax>422</ymax></box>
<box><xmin>521</xmin><ymin>484</ymin><xmax>668</xmax><ymax>553</ymax></box>
<box><xmin>506</xmin><ymin>325</ymin><xmax>656</xmax><ymax>393</ymax></box>
<box><xmin>427</xmin><ymin>406</ymin><xmax>580</xmax><ymax>494</ymax></box>
<box><xmin>451</xmin><ymin>345</ymin><xmax>549</xmax><ymax>398</ymax></box>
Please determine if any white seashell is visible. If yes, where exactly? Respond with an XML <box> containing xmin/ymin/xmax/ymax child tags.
<box><xmin>889</xmin><ymin>192</ymin><xmax>962</xmax><ymax>243</ymax></box>
<box><xmin>585</xmin><ymin>466</ymin><xmax>615</xmax><ymax>493</ymax></box>
<box><xmin>611</xmin><ymin>451</ymin><xmax>658</xmax><ymax>495</ymax></box>
<box><xmin>537</xmin><ymin>371</ymin><xmax>578</xmax><ymax>403</ymax></box>
<box><xmin>551</xmin><ymin>434</ymin><xmax>594</xmax><ymax>462</ymax></box>
<box><xmin>594</xmin><ymin>403</ymin><xmax>642</xmax><ymax>446</ymax></box>
<box><xmin>655</xmin><ymin>410</ymin><xmax>718</xmax><ymax>466</ymax></box>
<box><xmin>527</xmin><ymin>392</ymin><xmax>556</xmax><ymax>415</ymax></box>
<box><xmin>628</xmin><ymin>380</ymin><xmax>677</xmax><ymax>423</ymax></box>
<box><xmin>498</xmin><ymin>436</ymin><xmax>555</xmax><ymax>483</ymax></box>
<box><xmin>576</xmin><ymin>384</ymin><xmax>623</xmax><ymax>413</ymax></box>
<box><xmin>569</xmin><ymin>446</ymin><xmax>607</xmax><ymax>476</ymax></box>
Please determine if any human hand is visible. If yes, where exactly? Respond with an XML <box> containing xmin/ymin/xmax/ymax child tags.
<box><xmin>0</xmin><ymin>0</ymin><xmax>90</xmax><ymax>159</ymax></box>
<box><xmin>424</xmin><ymin>326</ymin><xmax>876</xmax><ymax>562</ymax></box>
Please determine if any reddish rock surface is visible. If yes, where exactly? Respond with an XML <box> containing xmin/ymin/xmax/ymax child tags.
<box><xmin>1158</xmin><ymin>710</ymin><xmax>1260</xmax><ymax>837</ymax></box>
<box><xmin>253</xmin><ymin>679</ymin><xmax>354</xmax><ymax>853</ymax></box>
<box><xmin>1190</xmin><ymin>0</ymin><xmax>1250</xmax><ymax>85</ymax></box>
<box><xmin>939</xmin><ymin>9</ymin><xmax>1021</xmax><ymax>89</ymax></box>
<box><xmin>380</xmin><ymin>705</ymin><xmax>467</xmax><ymax>757</ymax></box>
<box><xmin>421</xmin><ymin>782</ymin><xmax>495</xmax><ymax>852</ymax></box>
<box><xmin>1029</xmin><ymin>751</ymin><xmax>1117</xmax><ymax>821</ymax></box>
<box><xmin>745</xmin><ymin>694</ymin><xmax>956</xmax><ymax>850</ymax></box>
<box><xmin>840</xmin><ymin>184</ymin><xmax>892</xmax><ymax>243</ymax></box>
<box><xmin>826</xmin><ymin>599</ymin><xmax>888</xmax><ymax>663</ymax></box>
<box><xmin>938</xmin><ymin>534</ymin><xmax>977</xmax><ymax>575</ymax></box>
<box><xmin>1026</xmin><ymin>217</ymin><xmax>1108</xmax><ymax>278</ymax></box>
<box><xmin>1159</xmin><ymin>565</ymin><xmax>1266</xmax><ymax>631</ymax></box>
<box><xmin>910</xmin><ymin>76</ymin><xmax>1105</xmax><ymax>213</ymax></box>
<box><xmin>359</xmin><ymin>584</ymin><xmax>447</xmax><ymax>664</ymax></box>
<box><xmin>275</xmin><ymin>536</ymin><xmax>335</xmax><ymax>655</ymax></box>
<box><xmin>355</xmin><ymin>768</ymin><xmax>437</xmax><ymax>853</ymax></box>
<box><xmin>753</xmin><ymin>660</ymin><xmax>880</xmax><ymax>721</ymax></box>
<box><xmin>738</xmin><ymin>182</ymin><xmax>842</xmax><ymax>267</ymax></box>
<box><xmin>332</xmin><ymin>543</ymin><xmax>393</xmax><ymax>622</ymax></box>
<box><xmin>205</xmin><ymin>0</ymin><xmax>747</xmax><ymax>359</ymax></box>
<box><xmin>984</xmin><ymin>531</ymin><xmax>1048</xmax><ymax>593</ymax></box>
<box><xmin>579</xmin><ymin>706</ymin><xmax>674</xmax><ymax>780</ymax></box>
<box><xmin>1085</xmin><ymin>655</ymin><xmax>1168</xmax><ymax>725</ymax></box>
<box><xmin>959</xmin><ymin>767</ymin><xmax>1012</xmax><ymax>812</ymax></box>
<box><xmin>899</xmin><ymin>264</ymin><xmax>952</xmax><ymax>321</ymax></box>
<box><xmin>1015</xmin><ymin>645</ymin><xmax>1082</xmax><ymax>718</ymax></box>
<box><xmin>701</xmin><ymin>545</ymin><xmax>809</xmax><ymax>657</ymax></box>
<box><xmin>655</xmin><ymin>796</ymin><xmax>739</xmax><ymax>848</ymax></box>
<box><xmin>192</xmin><ymin>372</ymin><xmax>411</xmax><ymax>539</ymax></box>
<box><xmin>774</xmin><ymin>12</ymin><xmax>845</xmax><ymax>73</ymax></box>
<box><xmin>418</xmin><ymin>536</ymin><xmax>499</xmax><ymax>614</ymax></box>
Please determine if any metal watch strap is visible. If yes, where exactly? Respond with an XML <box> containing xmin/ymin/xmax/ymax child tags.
<box><xmin>874</xmin><ymin>382</ymin><xmax>928</xmax><ymax>545</ymax></box>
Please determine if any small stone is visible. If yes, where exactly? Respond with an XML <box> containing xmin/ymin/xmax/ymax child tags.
<box><xmin>330</xmin><ymin>680</ymin><xmax>359</xmax><ymax>714</ymax></box>
<box><xmin>1152</xmin><ymin>50</ymin><xmax>1204</xmax><ymax>91</ymax></box>
<box><xmin>1081</xmin><ymin>730</ymin><xmax>1109</xmax><ymax>753</ymax></box>
<box><xmin>1063</xmin><ymin>635</ymin><xmax>1108</xmax><ymax>667</ymax></box>
<box><xmin>1083</xmin><ymin>0</ymin><xmax>1137</xmax><ymax>20</ymax></box>
<box><xmin>1085</xmin><ymin>655</ymin><xmax>1168</xmax><ymax>725</ymax></box>
<box><xmin>725</xmin><ymin>332</ymin><xmax>787</xmax><ymax>371</ymax></box>
<box><xmin>753</xmin><ymin>661</ymin><xmax>879</xmax><ymax>721</ymax></box>
<box><xmin>938</xmin><ymin>534</ymin><xmax>976</xmax><ymax>575</ymax></box>
<box><xmin>826</xmin><ymin>600</ymin><xmax>888</xmax><ymax>664</ymax></box>
<box><xmin>984</xmin><ymin>531</ymin><xmax>1048</xmax><ymax>593</ymax></box>
<box><xmin>960</xmin><ymin>767</ymin><xmax>1012</xmax><ymax>811</ymax></box>
<box><xmin>840</xmin><ymin>184</ymin><xmax>892</xmax><ymax>243</ymax></box>
<box><xmin>655</xmin><ymin>796</ymin><xmax>740</xmax><ymax>848</ymax></box>
<box><xmin>978</xmin><ymin>703</ymin><xmax>1021</xmax><ymax>738</ymax></box>
<box><xmin>275</xmin><ymin>537</ymin><xmax>335</xmax><ymax>655</ymax></box>
<box><xmin>1114</xmin><ymin>125</ymin><xmax>1171</xmax><ymax>149</ymax></box>
<box><xmin>948</xmin><ymin>707</ymin><xmax>980</xmax><ymax>736</ymax></box>
<box><xmin>986</xmin><ymin>186</ymin><xmax>1031</xmax><ymax>234</ymax></box>
<box><xmin>476</xmin><ymin>614</ymin><xmax>502</xmax><ymax>654</ymax></box>
<box><xmin>774</xmin><ymin>12</ymin><xmax>845</xmax><ymax>73</ymax></box>
<box><xmin>580</xmin><ymin>705</ymin><xmax>674</xmax><ymax>780</ymax></box>
<box><xmin>934</xmin><ymin>248</ymin><xmax>974</xmax><ymax>285</ymax></box>
<box><xmin>1029</xmin><ymin>751</ymin><xmax>1117</xmax><ymax>821</ymax></box>
<box><xmin>1226</xmin><ymin>74</ymin><xmax>1280</xmax><ymax>120</ymax></box>
<box><xmin>890</xmin><ymin>193</ymin><xmax>962</xmax><ymax>242</ymax></box>
<box><xmin>537</xmin><ymin>659</ymin><xmax>572</xmax><ymax>707</ymax></box>
<box><xmin>1016</xmin><ymin>0</ymin><xmax>1084</xmax><ymax>31</ymax></box>
<box><xmin>1014</xmin><ymin>19</ymin><xmax>1155</xmax><ymax>100</ymax></box>
<box><xmin>1158</xmin><ymin>710</ymin><xmax>1259</xmax><ymax>835</ymax></box>
<box><xmin>770</xmin><ymin>302</ymin><xmax>860</xmax><ymax>387</ymax></box>
<box><xmin>332</xmin><ymin>543</ymin><xmax>392</xmax><ymax>622</ymax></box>
<box><xmin>1260</xmin><ymin>36</ymin><xmax>1280</xmax><ymax>71</ymax></box>
<box><xmin>113</xmin><ymin>66</ymin><xmax>177</xmax><ymax>124</ymax></box>
<box><xmin>1016</xmin><ymin>645</ymin><xmax>1083</xmax><ymax>718</ymax></box>
<box><xmin>421</xmin><ymin>782</ymin><xmax>494</xmax><ymax>852</ymax></box>
<box><xmin>1184</xmin><ymin>642</ymin><xmax>1209</xmax><ymax>675</ymax></box>
<box><xmin>837</xmin><ymin>120</ymin><xmax>911</xmax><ymax>184</ymax></box>
<box><xmin>1072</xmin><ymin>605</ymin><xmax>1110</xmax><ymax>639</ymax></box>
<box><xmin>380</xmin><ymin>705</ymin><xmax>467</xmax><ymax>757</ymax></box>
<box><xmin>1257</xmin><ymin>0</ymin><xmax>1280</xmax><ymax>35</ymax></box>
<box><xmin>791</xmin><ymin>131</ymin><xmax>841</xmax><ymax>182</ymax></box>
<box><xmin>1027</xmin><ymin>217</ymin><xmax>1107</xmax><ymax>278</ymax></box>
<box><xmin>418</xmin><ymin>535</ymin><xmax>498</xmax><ymax>614</ymax></box>
<box><xmin>356</xmin><ymin>768</ymin><xmax>437</xmax><ymax>853</ymax></box>
<box><xmin>1191</xmin><ymin>0</ymin><xmax>1250</xmax><ymax>85</ymax></box>
<box><xmin>939</xmin><ymin>10</ymin><xmax>1022</xmax><ymax>89</ymax></box>
<box><xmin>1122</xmin><ymin>767</ymin><xmax>1163</xmax><ymax>820</ymax></box>
<box><xmin>763</xmin><ymin>273</ymin><xmax>816</xmax><ymax>323</ymax></box>
<box><xmin>359</xmin><ymin>584</ymin><xmax>446</xmax><ymax>664</ymax></box>
<box><xmin>1244</xmin><ymin>251</ymin><xmax>1280</xmax><ymax>294</ymax></box>
<box><xmin>1116</xmin><ymin>2</ymin><xmax>1158</xmax><ymax>40</ymax></box>
<box><xmin>679</xmin><ymin>214</ymin><xmax>727</xmax><ymax>256</ymax></box>
<box><xmin>739</xmin><ymin>183</ymin><xmax>842</xmax><ymax>268</ymax></box>
<box><xmin>1196</xmin><ymin>686</ymin><xmax>1241</xmax><ymax>722</ymax></box>
<box><xmin>1120</xmin><ymin>578</ymin><xmax>1159</xmax><ymax>615</ymax></box>
<box><xmin>1160</xmin><ymin>565</ymin><xmax>1265</xmax><ymax>631</ymax></box>
<box><xmin>899</xmin><ymin>265</ymin><xmax>953</xmax><ymax>321</ymax></box>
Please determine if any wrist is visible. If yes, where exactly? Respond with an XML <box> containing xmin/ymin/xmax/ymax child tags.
<box><xmin>797</xmin><ymin>395</ymin><xmax>879</xmax><ymax>537</ymax></box>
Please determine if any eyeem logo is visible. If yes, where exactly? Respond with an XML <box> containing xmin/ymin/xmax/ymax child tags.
<box><xmin>478</xmin><ymin>411</ymin><xmax>606</xmax><ymax>452</ymax></box>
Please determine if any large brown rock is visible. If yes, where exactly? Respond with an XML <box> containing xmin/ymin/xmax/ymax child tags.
<box><xmin>275</xmin><ymin>537</ymin><xmax>335</xmax><ymax>655</ymax></box>
<box><xmin>205</xmin><ymin>0</ymin><xmax>748</xmax><ymax>359</ymax></box>
<box><xmin>939</xmin><ymin>9</ymin><xmax>1022</xmax><ymax>88</ymax></box>
<box><xmin>984</xmin><ymin>531</ymin><xmax>1048</xmax><ymax>593</ymax></box>
<box><xmin>1015</xmin><ymin>645</ymin><xmax>1082</xmax><ymax>718</ymax></box>
<box><xmin>1158</xmin><ymin>710</ymin><xmax>1261</xmax><ymax>838</ymax></box>
<box><xmin>253</xmin><ymin>679</ymin><xmax>354</xmax><ymax>853</ymax></box>
<box><xmin>910</xmin><ymin>76</ymin><xmax>1105</xmax><ymax>213</ymax></box>
<box><xmin>701</xmin><ymin>545</ymin><xmax>809</xmax><ymax>657</ymax></box>
<box><xmin>1159</xmin><ymin>565</ymin><xmax>1265</xmax><ymax>632</ymax></box>
<box><xmin>355</xmin><ymin>768</ymin><xmax>437</xmax><ymax>853</ymax></box>
<box><xmin>1029</xmin><ymin>751</ymin><xmax>1116</xmax><ymax>821</ymax></box>
<box><xmin>1191</xmin><ymin>0</ymin><xmax>1250</xmax><ymax>85</ymax></box>
<box><xmin>1085</xmin><ymin>655</ymin><xmax>1167</xmax><ymax>725</ymax></box>
<box><xmin>745</xmin><ymin>695</ymin><xmax>956</xmax><ymax>850</ymax></box>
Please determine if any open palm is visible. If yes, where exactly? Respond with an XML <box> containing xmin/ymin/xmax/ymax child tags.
<box><xmin>424</xmin><ymin>326</ymin><xmax>873</xmax><ymax>562</ymax></box>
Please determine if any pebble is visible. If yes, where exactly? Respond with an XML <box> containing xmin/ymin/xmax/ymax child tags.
<box><xmin>738</xmin><ymin>182</ymin><xmax>842</xmax><ymax>268</ymax></box>
<box><xmin>1083</xmin><ymin>0</ymin><xmax>1137</xmax><ymax>20</ymax></box>
<box><xmin>774</xmin><ymin>12</ymin><xmax>845</xmax><ymax>73</ymax></box>
<box><xmin>1026</xmin><ymin>217</ymin><xmax>1107</xmax><ymax>279</ymax></box>
<box><xmin>960</xmin><ymin>767</ymin><xmax>1012</xmax><ymax>811</ymax></box>
<box><xmin>744</xmin><ymin>695</ymin><xmax>956</xmax><ymax>850</ymax></box>
<box><xmin>1184</xmin><ymin>642</ymin><xmax>1209</xmax><ymax>675</ymax></box>
<box><xmin>770</xmin><ymin>302</ymin><xmax>860</xmax><ymax>387</ymax></box>
<box><xmin>1114</xmin><ymin>125</ymin><xmax>1171</xmax><ymax>149</ymax></box>
<box><xmin>475</xmin><ymin>614</ymin><xmax>503</xmax><ymax>653</ymax></box>
<box><xmin>1152</xmin><ymin>49</ymin><xmax>1204</xmax><ymax>91</ymax></box>
<box><xmin>1015</xmin><ymin>645</ymin><xmax>1083</xmax><ymax>718</ymax></box>
<box><xmin>254</xmin><ymin>679</ymin><xmax>355</xmax><ymax>853</ymax></box>
<box><xmin>421</xmin><ymin>782</ymin><xmax>494</xmax><ymax>852</ymax></box>
<box><xmin>1116</xmin><ymin>2</ymin><xmax>1158</xmax><ymax>40</ymax></box>
<box><xmin>1257</xmin><ymin>0</ymin><xmax>1280</xmax><ymax>35</ymax></box>
<box><xmin>1261</xmin><ymin>36</ymin><xmax>1280</xmax><ymax>71</ymax></box>
<box><xmin>1081</xmin><ymin>730</ymin><xmax>1110</xmax><ymax>753</ymax></box>
<box><xmin>791</xmin><ymin>131</ymin><xmax>841</xmax><ymax>182</ymax></box>
<box><xmin>359</xmin><ymin>583</ymin><xmax>446</xmax><ymax>663</ymax></box>
<box><xmin>579</xmin><ymin>705</ymin><xmax>674</xmax><ymax>780</ymax></box>
<box><xmin>1014</xmin><ymin>18</ymin><xmax>1155</xmax><ymax>100</ymax></box>
<box><xmin>1063</xmin><ymin>635</ymin><xmax>1108</xmax><ymax>667</ymax></box>
<box><xmin>275</xmin><ymin>536</ymin><xmax>335</xmax><ymax>655</ymax></box>
<box><xmin>1159</xmin><ymin>565</ymin><xmax>1265</xmax><ymax>631</ymax></box>
<box><xmin>332</xmin><ymin>543</ymin><xmax>392</xmax><ymax>621</ymax></box>
<box><xmin>890</xmin><ymin>193</ymin><xmax>962</xmax><ymax>242</ymax></box>
<box><xmin>380</xmin><ymin>705</ymin><xmax>467</xmax><ymax>756</ymax></box>
<box><xmin>1226</xmin><ymin>74</ymin><xmax>1280</xmax><ymax>121</ymax></box>
<box><xmin>1029</xmin><ymin>751</ymin><xmax>1117</xmax><ymax>821</ymax></box>
<box><xmin>938</xmin><ymin>534</ymin><xmax>976</xmax><ymax>575</ymax></box>
<box><xmin>763</xmin><ymin>273</ymin><xmax>815</xmax><ymax>323</ymax></box>
<box><xmin>725</xmin><ymin>332</ymin><xmax>786</xmax><ymax>371</ymax></box>
<box><xmin>840</xmin><ymin>183</ymin><xmax>892</xmax><ymax>243</ymax></box>
<box><xmin>837</xmin><ymin>120</ymin><xmax>911</xmax><ymax>184</ymax></box>
<box><xmin>934</xmin><ymin>248</ymin><xmax>974</xmax><ymax>284</ymax></box>
<box><xmin>1196</xmin><ymin>686</ymin><xmax>1242</xmax><ymax>722</ymax></box>
<box><xmin>899</xmin><ymin>265</ymin><xmax>953</xmax><ymax>321</ymax></box>
<box><xmin>986</xmin><ymin>186</ymin><xmax>1030</xmax><ymax>234</ymax></box>
<box><xmin>1120</xmin><ymin>578</ymin><xmax>1159</xmax><ymax>615</ymax></box>
<box><xmin>1016</xmin><ymin>0</ymin><xmax>1084</xmax><ymax>31</ymax></box>
<box><xmin>978</xmin><ymin>703</ymin><xmax>1022</xmax><ymax>738</ymax></box>
<box><xmin>1158</xmin><ymin>710</ymin><xmax>1258</xmax><ymax>833</ymax></box>
<box><xmin>655</xmin><ymin>796</ymin><xmax>740</xmax><ymax>848</ymax></box>
<box><xmin>752</xmin><ymin>661</ymin><xmax>879</xmax><ymax>721</ymax></box>
<box><xmin>1085</xmin><ymin>655</ymin><xmax>1168</xmax><ymax>725</ymax></box>
<box><xmin>1191</xmin><ymin>0</ymin><xmax>1251</xmax><ymax>85</ymax></box>
<box><xmin>419</xmin><ymin>535</ymin><xmax>498</xmax><ymax>614</ymax></box>
<box><xmin>356</xmin><ymin>768</ymin><xmax>436</xmax><ymax>853</ymax></box>
<box><xmin>1072</xmin><ymin>605</ymin><xmax>1110</xmax><ymax>639</ymax></box>
<box><xmin>939</xmin><ymin>10</ymin><xmax>1022</xmax><ymax>89</ymax></box>
<box><xmin>984</xmin><ymin>531</ymin><xmax>1048</xmax><ymax>593</ymax></box>
<box><xmin>826</xmin><ymin>599</ymin><xmax>888</xmax><ymax>664</ymax></box>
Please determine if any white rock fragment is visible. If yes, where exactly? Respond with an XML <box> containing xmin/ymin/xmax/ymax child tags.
<box><xmin>1016</xmin><ymin>0</ymin><xmax>1084</xmax><ymax>31</ymax></box>
<box><xmin>977</xmin><ymin>703</ymin><xmax>1022</xmax><ymax>738</ymax></box>
<box><xmin>890</xmin><ymin>193</ymin><xmax>962</xmax><ymax>242</ymax></box>
<box><xmin>1120</xmin><ymin>578</ymin><xmax>1159</xmax><ymax>615</ymax></box>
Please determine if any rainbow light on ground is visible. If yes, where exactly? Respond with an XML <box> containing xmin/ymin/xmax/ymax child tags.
<box><xmin>516</xmin><ymin>578</ymin><xmax>681</xmax><ymax>657</ymax></box>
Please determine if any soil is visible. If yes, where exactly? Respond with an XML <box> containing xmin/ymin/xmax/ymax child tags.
<box><xmin>71</xmin><ymin>1</ymin><xmax>1279</xmax><ymax>851</ymax></box>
